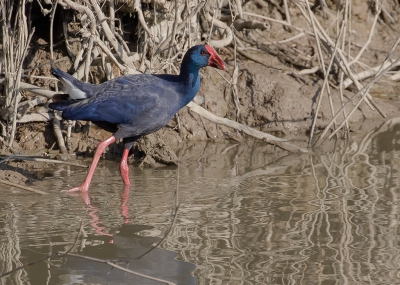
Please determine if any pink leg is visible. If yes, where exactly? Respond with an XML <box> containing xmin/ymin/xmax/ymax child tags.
<box><xmin>65</xmin><ymin>136</ymin><xmax>116</xmax><ymax>192</ymax></box>
<box><xmin>119</xmin><ymin>148</ymin><xmax>131</xmax><ymax>185</ymax></box>
<box><xmin>120</xmin><ymin>185</ymin><xmax>130</xmax><ymax>224</ymax></box>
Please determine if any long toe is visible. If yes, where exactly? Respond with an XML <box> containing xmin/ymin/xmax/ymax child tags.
<box><xmin>62</xmin><ymin>184</ymin><xmax>90</xmax><ymax>192</ymax></box>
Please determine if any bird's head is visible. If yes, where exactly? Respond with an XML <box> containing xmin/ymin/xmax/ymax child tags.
<box><xmin>182</xmin><ymin>44</ymin><xmax>225</xmax><ymax>71</ymax></box>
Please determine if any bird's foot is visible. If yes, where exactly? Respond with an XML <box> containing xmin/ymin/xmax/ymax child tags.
<box><xmin>61</xmin><ymin>183</ymin><xmax>90</xmax><ymax>193</ymax></box>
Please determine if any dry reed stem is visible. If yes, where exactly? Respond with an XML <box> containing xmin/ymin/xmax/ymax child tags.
<box><xmin>338</xmin><ymin>0</ymin><xmax>351</xmax><ymax>139</ymax></box>
<box><xmin>0</xmin><ymin>78</ymin><xmax>54</xmax><ymax>99</ymax></box>
<box><xmin>1</xmin><ymin>179</ymin><xmax>48</xmax><ymax>195</ymax></box>
<box><xmin>315</xmin><ymin>39</ymin><xmax>400</xmax><ymax>146</ymax></box>
<box><xmin>156</xmin><ymin>1</ymin><xmax>206</xmax><ymax>54</ymax></box>
<box><xmin>109</xmin><ymin>0</ymin><xmax>115</xmax><ymax>31</ymax></box>
<box><xmin>49</xmin><ymin>0</ymin><xmax>58</xmax><ymax>61</ymax></box>
<box><xmin>49</xmin><ymin>0</ymin><xmax>69</xmax><ymax>155</ymax></box>
<box><xmin>350</xmin><ymin>4</ymin><xmax>381</xmax><ymax>65</ymax></box>
<box><xmin>62</xmin><ymin>250</ymin><xmax>177</xmax><ymax>285</ymax></box>
<box><xmin>106</xmin><ymin>261</ymin><xmax>176</xmax><ymax>285</ymax></box>
<box><xmin>134</xmin><ymin>0</ymin><xmax>153</xmax><ymax>39</ymax></box>
<box><xmin>17</xmin><ymin>112</ymin><xmax>52</xmax><ymax>123</ymax></box>
<box><xmin>204</xmin><ymin>5</ymin><xmax>233</xmax><ymax>48</ymax></box>
<box><xmin>283</xmin><ymin>0</ymin><xmax>291</xmax><ymax>25</ymax></box>
<box><xmin>343</xmin><ymin>60</ymin><xmax>400</xmax><ymax>89</ymax></box>
<box><xmin>8</xmin><ymin>28</ymin><xmax>35</xmax><ymax>147</ymax></box>
<box><xmin>0</xmin><ymin>155</ymin><xmax>87</xmax><ymax>167</ymax></box>
<box><xmin>233</xmin><ymin>19</ymin><xmax>270</xmax><ymax>31</ymax></box>
<box><xmin>314</xmin><ymin>13</ymin><xmax>385</xmax><ymax>116</ymax></box>
<box><xmin>238</xmin><ymin>0</ymin><xmax>398</xmax><ymax>146</ymax></box>
<box><xmin>308</xmin><ymin>23</ymin><xmax>345</xmax><ymax>146</ymax></box>
<box><xmin>323</xmin><ymin>39</ymin><xmax>400</xmax><ymax>139</ymax></box>
<box><xmin>303</xmin><ymin>0</ymin><xmax>336</xmax><ymax>145</ymax></box>
<box><xmin>296</xmin><ymin>1</ymin><xmax>387</xmax><ymax>120</ymax></box>
<box><xmin>57</xmin><ymin>0</ymin><xmax>100</xmax><ymax>85</ymax></box>
<box><xmin>243</xmin><ymin>11</ymin><xmax>314</xmax><ymax>36</ymax></box>
<box><xmin>167</xmin><ymin>0</ymin><xmax>180</xmax><ymax>61</ymax></box>
<box><xmin>304</xmin><ymin>0</ymin><xmax>325</xmax><ymax>76</ymax></box>
<box><xmin>94</xmin><ymin>39</ymin><xmax>127</xmax><ymax>71</ymax></box>
<box><xmin>87</xmin><ymin>0</ymin><xmax>136</xmax><ymax>72</ymax></box>
<box><xmin>186</xmin><ymin>102</ymin><xmax>312</xmax><ymax>153</ymax></box>
<box><xmin>53</xmin><ymin>110</ymin><xmax>67</xmax><ymax>154</ymax></box>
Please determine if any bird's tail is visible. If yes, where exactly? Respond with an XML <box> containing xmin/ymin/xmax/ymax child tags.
<box><xmin>51</xmin><ymin>67</ymin><xmax>76</xmax><ymax>82</ymax></box>
<box><xmin>49</xmin><ymin>99</ymin><xmax>81</xmax><ymax>112</ymax></box>
<box><xmin>51</xmin><ymin>67</ymin><xmax>88</xmax><ymax>99</ymax></box>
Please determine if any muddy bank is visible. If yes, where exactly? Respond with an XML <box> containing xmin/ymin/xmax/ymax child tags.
<box><xmin>9</xmin><ymin>58</ymin><xmax>399</xmax><ymax>153</ymax></box>
<box><xmin>2</xmin><ymin>0</ymin><xmax>400</xmax><ymax>186</ymax></box>
<box><xmin>2</xmin><ymin>60</ymin><xmax>397</xmax><ymax>187</ymax></box>
<box><xmin>2</xmin><ymin>50</ymin><xmax>400</xmax><ymax>186</ymax></box>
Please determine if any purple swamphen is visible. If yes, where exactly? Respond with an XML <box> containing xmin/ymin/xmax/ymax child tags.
<box><xmin>49</xmin><ymin>44</ymin><xmax>225</xmax><ymax>192</ymax></box>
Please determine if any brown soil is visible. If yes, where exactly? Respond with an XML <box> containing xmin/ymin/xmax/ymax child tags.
<box><xmin>0</xmin><ymin>160</ymin><xmax>43</xmax><ymax>184</ymax></box>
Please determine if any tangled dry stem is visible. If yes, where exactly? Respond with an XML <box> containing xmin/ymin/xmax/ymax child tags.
<box><xmin>1</xmin><ymin>0</ymin><xmax>399</xmax><ymax>154</ymax></box>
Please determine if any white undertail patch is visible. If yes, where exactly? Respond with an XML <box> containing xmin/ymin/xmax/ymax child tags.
<box><xmin>61</xmin><ymin>78</ymin><xmax>87</xmax><ymax>99</ymax></box>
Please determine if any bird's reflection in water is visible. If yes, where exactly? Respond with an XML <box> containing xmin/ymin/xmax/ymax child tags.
<box><xmin>119</xmin><ymin>185</ymin><xmax>130</xmax><ymax>224</ymax></box>
<box><xmin>67</xmin><ymin>185</ymin><xmax>130</xmax><ymax>236</ymax></box>
<box><xmin>60</xmin><ymin>184</ymin><xmax>194</xmax><ymax>285</ymax></box>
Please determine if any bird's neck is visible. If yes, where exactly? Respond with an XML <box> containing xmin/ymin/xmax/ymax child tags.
<box><xmin>179</xmin><ymin>64</ymin><xmax>201</xmax><ymax>104</ymax></box>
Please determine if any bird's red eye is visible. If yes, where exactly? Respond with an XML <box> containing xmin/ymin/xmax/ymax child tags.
<box><xmin>200</xmin><ymin>50</ymin><xmax>207</xmax><ymax>56</ymax></box>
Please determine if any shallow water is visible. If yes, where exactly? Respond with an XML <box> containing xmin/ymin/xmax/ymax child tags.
<box><xmin>2</xmin><ymin>118</ymin><xmax>400</xmax><ymax>284</ymax></box>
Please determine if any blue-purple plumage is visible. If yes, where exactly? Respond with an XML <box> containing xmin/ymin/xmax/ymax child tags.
<box><xmin>47</xmin><ymin>44</ymin><xmax>225</xmax><ymax>192</ymax></box>
<box><xmin>49</xmin><ymin>45</ymin><xmax>222</xmax><ymax>140</ymax></box>
<box><xmin>50</xmin><ymin>73</ymin><xmax>195</xmax><ymax>139</ymax></box>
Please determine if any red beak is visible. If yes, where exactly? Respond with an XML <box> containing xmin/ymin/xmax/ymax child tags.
<box><xmin>205</xmin><ymin>45</ymin><xmax>225</xmax><ymax>70</ymax></box>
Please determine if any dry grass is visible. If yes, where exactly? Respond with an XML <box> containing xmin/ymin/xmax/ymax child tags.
<box><xmin>1</xmin><ymin>0</ymin><xmax>400</xmax><ymax>152</ymax></box>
